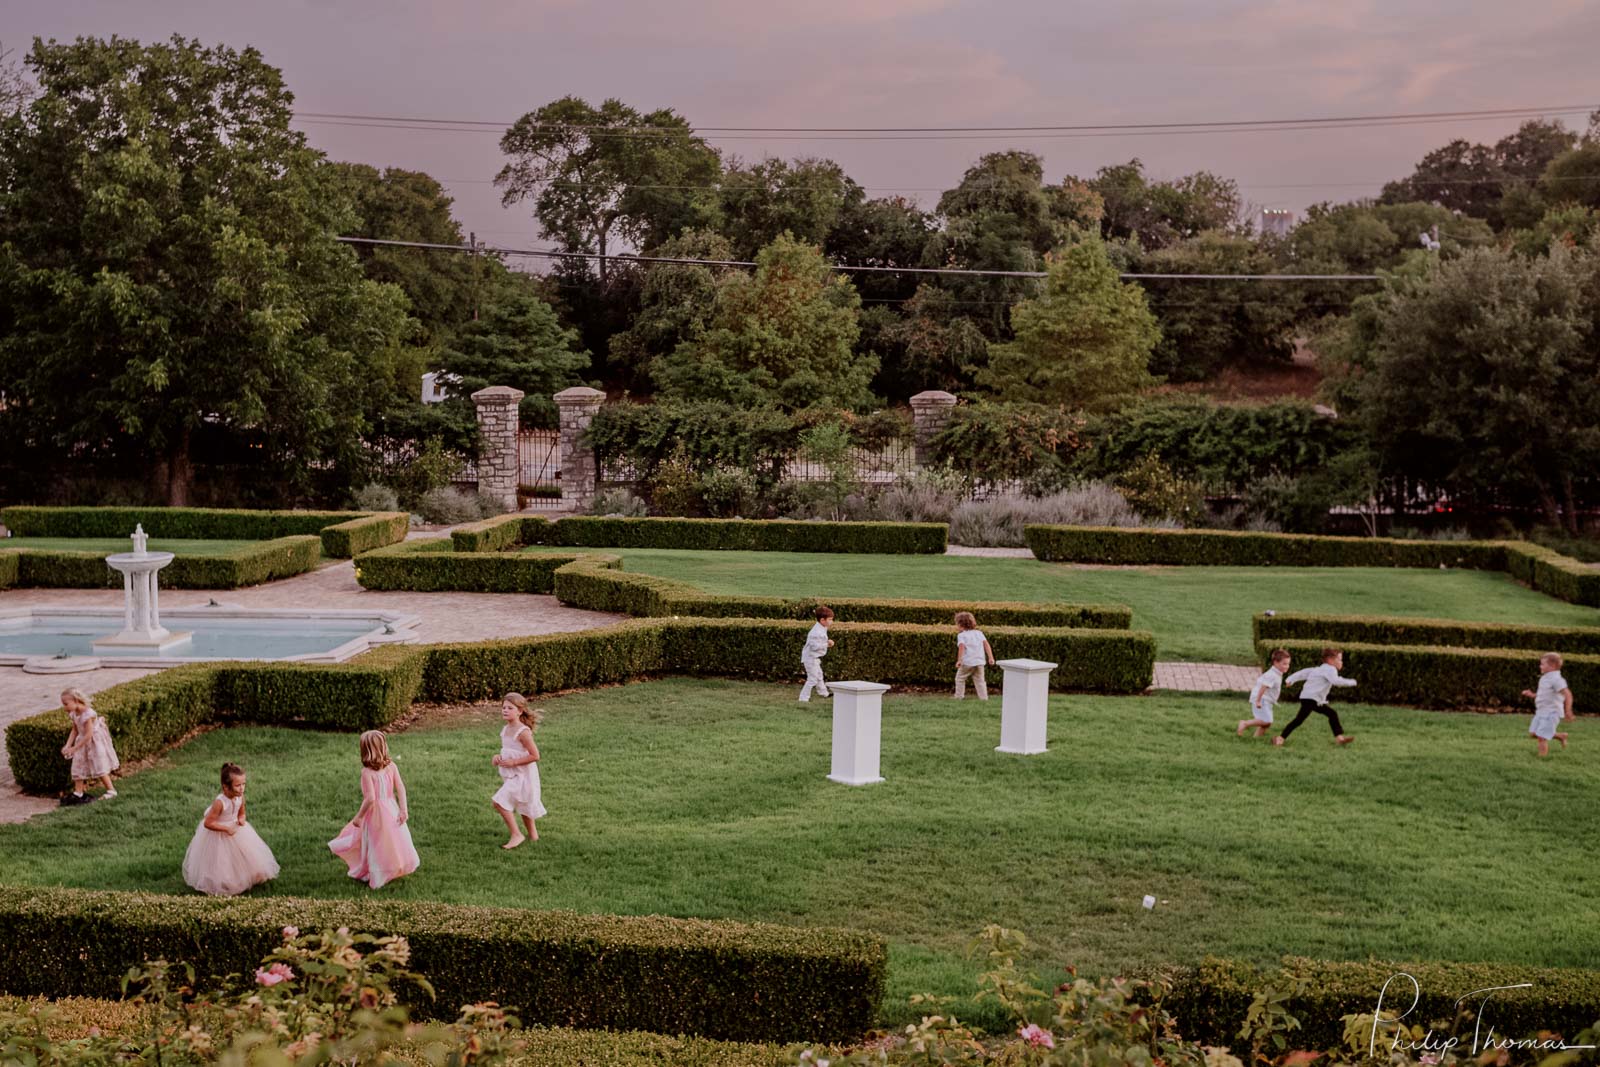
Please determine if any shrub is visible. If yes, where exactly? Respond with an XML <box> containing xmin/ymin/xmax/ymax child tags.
<box><xmin>450</xmin><ymin>512</ymin><xmax>533</xmax><ymax>552</ymax></box>
<box><xmin>357</xmin><ymin>541</ymin><xmax>590</xmax><ymax>594</ymax></box>
<box><xmin>928</xmin><ymin>401</ymin><xmax>1086</xmax><ymax>492</ymax></box>
<box><xmin>385</xmin><ymin>436</ymin><xmax>465</xmax><ymax>506</ymax></box>
<box><xmin>589</xmin><ymin>487</ymin><xmax>652</xmax><ymax>517</ymax></box>
<box><xmin>1113</xmin><ymin>454</ymin><xmax>1208</xmax><ymax>526</ymax></box>
<box><xmin>1254</xmin><ymin>612</ymin><xmax>1600</xmax><ymax>655</ymax></box>
<box><xmin>0</xmin><ymin>506</ymin><xmax>406</xmax><ymax>558</ymax></box>
<box><xmin>876</xmin><ymin>467</ymin><xmax>966</xmax><ymax>524</ymax></box>
<box><xmin>950</xmin><ymin>484</ymin><xmax>1161</xmax><ymax>548</ymax></box>
<box><xmin>320</xmin><ymin>511</ymin><xmax>409</xmax><ymax>557</ymax></box>
<box><xmin>1256</xmin><ymin>639</ymin><xmax>1597</xmax><ymax>711</ymax></box>
<box><xmin>4</xmin><ymin>535</ymin><xmax>324</xmax><ymax>589</ymax></box>
<box><xmin>1504</xmin><ymin>541</ymin><xmax>1600</xmax><ymax>607</ymax></box>
<box><xmin>416</xmin><ymin>486</ymin><xmax>492</xmax><ymax>525</ymax></box>
<box><xmin>545</xmin><ymin>516</ymin><xmax>947</xmax><ymax>554</ymax></box>
<box><xmin>0</xmin><ymin>552</ymin><xmax>17</xmax><ymax>590</ymax></box>
<box><xmin>1025</xmin><ymin>525</ymin><xmax>1507</xmax><ymax>569</ymax></box>
<box><xmin>351</xmin><ymin>482</ymin><xmax>401</xmax><ymax>512</ymax></box>
<box><xmin>0</xmin><ymin>885</ymin><xmax>885</xmax><ymax>1043</ymax></box>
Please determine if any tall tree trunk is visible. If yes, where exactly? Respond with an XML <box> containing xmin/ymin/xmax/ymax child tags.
<box><xmin>166</xmin><ymin>427</ymin><xmax>193</xmax><ymax>507</ymax></box>
<box><xmin>1533</xmin><ymin>478</ymin><xmax>1561</xmax><ymax>530</ymax></box>
<box><xmin>596</xmin><ymin>218</ymin><xmax>610</xmax><ymax>287</ymax></box>
<box><xmin>1561</xmin><ymin>472</ymin><xmax>1580</xmax><ymax>536</ymax></box>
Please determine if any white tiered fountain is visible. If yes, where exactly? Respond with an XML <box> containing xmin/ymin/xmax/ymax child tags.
<box><xmin>91</xmin><ymin>525</ymin><xmax>192</xmax><ymax>653</ymax></box>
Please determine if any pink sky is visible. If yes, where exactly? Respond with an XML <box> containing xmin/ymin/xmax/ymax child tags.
<box><xmin>7</xmin><ymin>1</ymin><xmax>1598</xmax><ymax>250</ymax></box>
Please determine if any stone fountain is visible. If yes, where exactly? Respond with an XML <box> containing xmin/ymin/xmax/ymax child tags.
<box><xmin>91</xmin><ymin>525</ymin><xmax>192</xmax><ymax>653</ymax></box>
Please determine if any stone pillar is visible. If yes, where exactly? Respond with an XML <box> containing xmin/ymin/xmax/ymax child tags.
<box><xmin>555</xmin><ymin>386</ymin><xmax>607</xmax><ymax>512</ymax></box>
<box><xmin>909</xmin><ymin>390</ymin><xmax>958</xmax><ymax>468</ymax></box>
<box><xmin>994</xmin><ymin>658</ymin><xmax>1057</xmax><ymax>755</ymax></box>
<box><xmin>471</xmin><ymin>386</ymin><xmax>524</xmax><ymax>512</ymax></box>
<box><xmin>826</xmin><ymin>680</ymin><xmax>891</xmax><ymax>786</ymax></box>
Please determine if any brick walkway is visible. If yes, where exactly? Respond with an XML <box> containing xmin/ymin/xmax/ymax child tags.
<box><xmin>1150</xmin><ymin>662</ymin><xmax>1258</xmax><ymax>692</ymax></box>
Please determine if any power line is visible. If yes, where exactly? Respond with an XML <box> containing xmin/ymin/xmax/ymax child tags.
<box><xmin>336</xmin><ymin>235</ymin><xmax>1380</xmax><ymax>281</ymax></box>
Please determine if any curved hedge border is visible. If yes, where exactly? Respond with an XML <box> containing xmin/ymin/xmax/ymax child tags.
<box><xmin>0</xmin><ymin>535</ymin><xmax>325</xmax><ymax>590</ymax></box>
<box><xmin>1254</xmin><ymin>612</ymin><xmax>1600</xmax><ymax>655</ymax></box>
<box><xmin>0</xmin><ymin>506</ymin><xmax>407</xmax><ymax>558</ymax></box>
<box><xmin>0</xmin><ymin>552</ymin><xmax>15</xmax><ymax>591</ymax></box>
<box><xmin>449</xmin><ymin>514</ymin><xmax>945</xmax><ymax>555</ymax></box>
<box><xmin>1164</xmin><ymin>955</ymin><xmax>1600</xmax><ymax>1052</ymax></box>
<box><xmin>355</xmin><ymin>539</ymin><xmax>594</xmax><ymax>594</ymax></box>
<box><xmin>1255</xmin><ymin>639</ymin><xmax>1595</xmax><ymax>711</ymax></box>
<box><xmin>1024</xmin><ymin>526</ymin><xmax>1600</xmax><ymax>607</ymax></box>
<box><xmin>0</xmin><ymin>885</ymin><xmax>884</xmax><ymax>1043</ymax></box>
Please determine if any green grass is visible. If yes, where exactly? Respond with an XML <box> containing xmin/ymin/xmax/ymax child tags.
<box><xmin>3</xmin><ymin>679</ymin><xmax>1596</xmax><ymax>1028</ymax></box>
<box><xmin>521</xmin><ymin>547</ymin><xmax>1600</xmax><ymax>662</ymax></box>
<box><xmin>1</xmin><ymin>538</ymin><xmax>267</xmax><ymax>556</ymax></box>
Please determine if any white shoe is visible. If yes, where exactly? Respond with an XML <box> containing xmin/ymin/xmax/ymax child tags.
<box><xmin>103</xmin><ymin>789</ymin><xmax>117</xmax><ymax>799</ymax></box>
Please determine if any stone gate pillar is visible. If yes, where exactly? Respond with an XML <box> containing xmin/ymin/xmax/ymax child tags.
<box><xmin>555</xmin><ymin>386</ymin><xmax>607</xmax><ymax>512</ymax></box>
<box><xmin>909</xmin><ymin>390</ymin><xmax>958</xmax><ymax>469</ymax></box>
<box><xmin>471</xmin><ymin>386</ymin><xmax>524</xmax><ymax>512</ymax></box>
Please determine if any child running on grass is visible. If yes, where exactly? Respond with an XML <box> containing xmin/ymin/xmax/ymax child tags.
<box><xmin>1238</xmin><ymin>649</ymin><xmax>1290</xmax><ymax>738</ymax></box>
<box><xmin>953</xmin><ymin>612</ymin><xmax>996</xmax><ymax>700</ymax></box>
<box><xmin>1274</xmin><ymin>647</ymin><xmax>1357</xmax><ymax>747</ymax></box>
<box><xmin>492</xmin><ymin>693</ymin><xmax>546</xmax><ymax>849</ymax></box>
<box><xmin>1521</xmin><ymin>652</ymin><xmax>1574</xmax><ymax>757</ymax></box>
<box><xmin>183</xmin><ymin>762</ymin><xmax>280</xmax><ymax>897</ymax></box>
<box><xmin>798</xmin><ymin>605</ymin><xmax>834</xmax><ymax>702</ymax></box>
<box><xmin>329</xmin><ymin>731</ymin><xmax>420</xmax><ymax>889</ymax></box>
<box><xmin>59</xmin><ymin>688</ymin><xmax>118</xmax><ymax>805</ymax></box>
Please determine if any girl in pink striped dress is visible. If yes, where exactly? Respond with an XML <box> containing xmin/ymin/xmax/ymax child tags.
<box><xmin>329</xmin><ymin>731</ymin><xmax>419</xmax><ymax>889</ymax></box>
<box><xmin>59</xmin><ymin>688</ymin><xmax>119</xmax><ymax>804</ymax></box>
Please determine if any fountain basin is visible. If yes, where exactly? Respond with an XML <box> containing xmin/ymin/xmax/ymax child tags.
<box><xmin>0</xmin><ymin>605</ymin><xmax>420</xmax><ymax>669</ymax></box>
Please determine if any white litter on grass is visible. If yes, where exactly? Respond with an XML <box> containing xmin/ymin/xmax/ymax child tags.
<box><xmin>1142</xmin><ymin>895</ymin><xmax>1156</xmax><ymax>910</ymax></box>
<box><xmin>1264</xmin><ymin>610</ymin><xmax>1276</xmax><ymax>617</ymax></box>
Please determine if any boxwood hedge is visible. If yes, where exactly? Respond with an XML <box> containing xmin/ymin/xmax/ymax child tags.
<box><xmin>2</xmin><ymin>535</ymin><xmax>324</xmax><ymax>589</ymax></box>
<box><xmin>0</xmin><ymin>552</ymin><xmax>14</xmax><ymax>590</ymax></box>
<box><xmin>355</xmin><ymin>539</ymin><xmax>591</xmax><ymax>594</ymax></box>
<box><xmin>0</xmin><ymin>506</ymin><xmax>407</xmax><ymax>558</ymax></box>
<box><xmin>1256</xmin><ymin>639</ymin><xmax>1595</xmax><ymax>711</ymax></box>
<box><xmin>1254</xmin><ymin>612</ymin><xmax>1600</xmax><ymax>655</ymax></box>
<box><xmin>0</xmin><ymin>885</ymin><xmax>885</xmax><ymax>1043</ymax></box>
<box><xmin>457</xmin><ymin>514</ymin><xmax>944</xmax><ymax>554</ymax></box>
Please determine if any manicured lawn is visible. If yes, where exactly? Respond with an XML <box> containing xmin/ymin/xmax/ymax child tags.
<box><xmin>1</xmin><ymin>538</ymin><xmax>265</xmax><ymax>556</ymax></box>
<box><xmin>522</xmin><ymin>548</ymin><xmax>1600</xmax><ymax>663</ymax></box>
<box><xmin>2</xmin><ymin>679</ymin><xmax>1594</xmax><ymax>1028</ymax></box>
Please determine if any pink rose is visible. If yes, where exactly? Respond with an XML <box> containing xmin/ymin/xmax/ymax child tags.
<box><xmin>281</xmin><ymin>925</ymin><xmax>299</xmax><ymax>942</ymax></box>
<box><xmin>254</xmin><ymin>962</ymin><xmax>294</xmax><ymax>987</ymax></box>
<box><xmin>1019</xmin><ymin>1024</ymin><xmax>1055</xmax><ymax>1049</ymax></box>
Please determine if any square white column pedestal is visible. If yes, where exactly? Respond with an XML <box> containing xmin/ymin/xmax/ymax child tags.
<box><xmin>994</xmin><ymin>658</ymin><xmax>1058</xmax><ymax>755</ymax></box>
<box><xmin>826</xmin><ymin>680</ymin><xmax>890</xmax><ymax>786</ymax></box>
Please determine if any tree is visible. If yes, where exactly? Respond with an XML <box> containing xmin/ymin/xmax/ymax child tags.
<box><xmin>436</xmin><ymin>289</ymin><xmax>590</xmax><ymax>428</ymax></box>
<box><xmin>496</xmin><ymin>96</ymin><xmax>720</xmax><ymax>284</ymax></box>
<box><xmin>717</xmin><ymin>156</ymin><xmax>863</xmax><ymax>260</ymax></box>
<box><xmin>1085</xmin><ymin>159</ymin><xmax>1242</xmax><ymax>250</ymax></box>
<box><xmin>875</xmin><ymin>284</ymin><xmax>990</xmax><ymax>397</ymax></box>
<box><xmin>1381</xmin><ymin>119</ymin><xmax>1580</xmax><ymax>228</ymax></box>
<box><xmin>651</xmin><ymin>234</ymin><xmax>875</xmax><ymax>410</ymax></box>
<box><xmin>0</xmin><ymin>41</ymin><xmax>32</xmax><ymax>114</ymax></box>
<box><xmin>0</xmin><ymin>35</ymin><xmax>415</xmax><ymax>505</ymax></box>
<box><xmin>607</xmin><ymin>229</ymin><xmax>736</xmax><ymax>393</ymax></box>
<box><xmin>1354</xmin><ymin>244</ymin><xmax>1600</xmax><ymax>532</ymax></box>
<box><xmin>979</xmin><ymin>235</ymin><xmax>1159</xmax><ymax>410</ymax></box>
<box><xmin>1539</xmin><ymin>141</ymin><xmax>1600</xmax><ymax>212</ymax></box>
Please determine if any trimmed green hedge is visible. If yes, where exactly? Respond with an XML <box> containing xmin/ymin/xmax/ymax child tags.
<box><xmin>539</xmin><ymin>516</ymin><xmax>946</xmax><ymax>554</ymax></box>
<box><xmin>450</xmin><ymin>512</ymin><xmax>533</xmax><ymax>553</ymax></box>
<box><xmin>1504</xmin><ymin>542</ymin><xmax>1600</xmax><ymax>607</ymax></box>
<box><xmin>0</xmin><ymin>885</ymin><xmax>884</xmax><ymax>1043</ymax></box>
<box><xmin>356</xmin><ymin>540</ymin><xmax>591</xmax><ymax>594</ymax></box>
<box><xmin>1256</xmin><ymin>639</ymin><xmax>1594</xmax><ymax>711</ymax></box>
<box><xmin>1166</xmin><ymin>955</ymin><xmax>1600</xmax><ymax>1052</ymax></box>
<box><xmin>0</xmin><ymin>506</ymin><xmax>407</xmax><ymax>558</ymax></box>
<box><xmin>1254</xmin><ymin>612</ymin><xmax>1600</xmax><ymax>655</ymax></box>
<box><xmin>0</xmin><ymin>552</ymin><xmax>14</xmax><ymax>590</ymax></box>
<box><xmin>1</xmin><ymin>535</ymin><xmax>324</xmax><ymax>590</ymax></box>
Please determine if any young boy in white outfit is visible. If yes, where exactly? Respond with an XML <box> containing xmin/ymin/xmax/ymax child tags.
<box><xmin>1521</xmin><ymin>651</ymin><xmax>1573</xmax><ymax>757</ymax></box>
<box><xmin>1238</xmin><ymin>649</ymin><xmax>1290</xmax><ymax>738</ymax></box>
<box><xmin>953</xmin><ymin>612</ymin><xmax>996</xmax><ymax>700</ymax></box>
<box><xmin>1274</xmin><ymin>647</ymin><xmax>1357</xmax><ymax>746</ymax></box>
<box><xmin>798</xmin><ymin>605</ymin><xmax>835</xmax><ymax>702</ymax></box>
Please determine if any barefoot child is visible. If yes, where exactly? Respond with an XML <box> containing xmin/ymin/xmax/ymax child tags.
<box><xmin>953</xmin><ymin>611</ymin><xmax>996</xmax><ymax>700</ymax></box>
<box><xmin>329</xmin><ymin>731</ymin><xmax>420</xmax><ymax>889</ymax></box>
<box><xmin>59</xmin><ymin>688</ymin><xmax>119</xmax><ymax>805</ymax></box>
<box><xmin>798</xmin><ymin>605</ymin><xmax>835</xmax><ymax>702</ymax></box>
<box><xmin>1521</xmin><ymin>652</ymin><xmax>1573</xmax><ymax>757</ymax></box>
<box><xmin>1274</xmin><ymin>647</ymin><xmax>1357</xmax><ymax>746</ymax></box>
<box><xmin>1239</xmin><ymin>649</ymin><xmax>1291</xmax><ymax>738</ymax></box>
<box><xmin>183</xmin><ymin>762</ymin><xmax>280</xmax><ymax>896</ymax></box>
<box><xmin>492</xmin><ymin>693</ymin><xmax>547</xmax><ymax>849</ymax></box>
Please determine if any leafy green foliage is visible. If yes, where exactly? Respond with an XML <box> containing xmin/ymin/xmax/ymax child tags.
<box><xmin>1083</xmin><ymin>158</ymin><xmax>1243</xmax><ymax>251</ymax></box>
<box><xmin>1024</xmin><ymin>525</ymin><xmax>1506</xmax><ymax>569</ymax></box>
<box><xmin>0</xmin><ymin>505</ymin><xmax>406</xmax><ymax>557</ymax></box>
<box><xmin>541</xmin><ymin>515</ymin><xmax>946</xmax><ymax>553</ymax></box>
<box><xmin>717</xmin><ymin>156</ymin><xmax>864</xmax><ymax>259</ymax></box>
<box><xmin>2</xmin><ymin>535</ymin><xmax>322</xmax><ymax>589</ymax></box>
<box><xmin>1254</xmin><ymin>610</ymin><xmax>1600</xmax><ymax>655</ymax></box>
<box><xmin>436</xmin><ymin>290</ymin><xmax>591</xmax><ymax>428</ymax></box>
<box><xmin>356</xmin><ymin>541</ymin><xmax>587</xmax><ymax>593</ymax></box>
<box><xmin>1381</xmin><ymin>118</ymin><xmax>1579</xmax><ymax>228</ymax></box>
<box><xmin>1113</xmin><ymin>455</ymin><xmax>1209</xmax><ymax>526</ymax></box>
<box><xmin>928</xmin><ymin>402</ymin><xmax>1085</xmax><ymax>491</ymax></box>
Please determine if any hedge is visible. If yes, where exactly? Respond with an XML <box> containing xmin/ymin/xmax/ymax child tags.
<box><xmin>1255</xmin><ymin>639</ymin><xmax>1596</xmax><ymax>712</ymax></box>
<box><xmin>1504</xmin><ymin>542</ymin><xmax>1600</xmax><ymax>607</ymax></box>
<box><xmin>1165</xmin><ymin>955</ymin><xmax>1600</xmax><ymax>1052</ymax></box>
<box><xmin>1254</xmin><ymin>612</ymin><xmax>1600</xmax><ymax>655</ymax></box>
<box><xmin>0</xmin><ymin>552</ymin><xmax>14</xmax><ymax>590</ymax></box>
<box><xmin>450</xmin><ymin>512</ymin><xmax>532</xmax><ymax>553</ymax></box>
<box><xmin>538</xmin><ymin>516</ymin><xmax>947</xmax><ymax>554</ymax></box>
<box><xmin>0</xmin><ymin>535</ymin><xmax>324</xmax><ymax>589</ymax></box>
<box><xmin>0</xmin><ymin>885</ymin><xmax>885</xmax><ymax>1043</ymax></box>
<box><xmin>356</xmin><ymin>540</ymin><xmax>590</xmax><ymax>594</ymax></box>
<box><xmin>0</xmin><ymin>506</ymin><xmax>408</xmax><ymax>558</ymax></box>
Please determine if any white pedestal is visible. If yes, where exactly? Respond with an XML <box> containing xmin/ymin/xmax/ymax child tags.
<box><xmin>826</xmin><ymin>680</ymin><xmax>890</xmax><ymax>786</ymax></box>
<box><xmin>96</xmin><ymin>548</ymin><xmax>189</xmax><ymax>651</ymax></box>
<box><xmin>994</xmin><ymin>658</ymin><xmax>1057</xmax><ymax>755</ymax></box>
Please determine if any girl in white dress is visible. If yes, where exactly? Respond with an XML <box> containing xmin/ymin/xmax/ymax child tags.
<box><xmin>491</xmin><ymin>693</ymin><xmax>546</xmax><ymax>850</ymax></box>
<box><xmin>183</xmin><ymin>762</ymin><xmax>280</xmax><ymax>896</ymax></box>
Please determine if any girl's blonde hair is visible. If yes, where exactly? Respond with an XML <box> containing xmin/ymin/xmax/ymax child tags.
<box><xmin>60</xmin><ymin>688</ymin><xmax>89</xmax><ymax>707</ymax></box>
<box><xmin>503</xmin><ymin>692</ymin><xmax>544</xmax><ymax>729</ymax></box>
<box><xmin>954</xmin><ymin>611</ymin><xmax>977</xmax><ymax>630</ymax></box>
<box><xmin>359</xmin><ymin>730</ymin><xmax>392</xmax><ymax>771</ymax></box>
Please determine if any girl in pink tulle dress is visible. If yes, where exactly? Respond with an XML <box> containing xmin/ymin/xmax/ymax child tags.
<box><xmin>329</xmin><ymin>731</ymin><xmax>419</xmax><ymax>889</ymax></box>
<box><xmin>183</xmin><ymin>762</ymin><xmax>280</xmax><ymax>896</ymax></box>
<box><xmin>59</xmin><ymin>688</ymin><xmax>119</xmax><ymax>804</ymax></box>
<box><xmin>491</xmin><ymin>693</ymin><xmax>546</xmax><ymax>850</ymax></box>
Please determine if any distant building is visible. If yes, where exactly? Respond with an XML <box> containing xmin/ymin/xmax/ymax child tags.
<box><xmin>1259</xmin><ymin>208</ymin><xmax>1294</xmax><ymax>238</ymax></box>
<box><xmin>421</xmin><ymin>371</ymin><xmax>457</xmax><ymax>404</ymax></box>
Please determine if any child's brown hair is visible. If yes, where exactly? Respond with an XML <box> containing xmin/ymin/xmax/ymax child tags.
<box><xmin>1321</xmin><ymin>647</ymin><xmax>1343</xmax><ymax>662</ymax></box>
<box><xmin>954</xmin><ymin>611</ymin><xmax>977</xmax><ymax>630</ymax></box>
<box><xmin>359</xmin><ymin>730</ymin><xmax>392</xmax><ymax>771</ymax></box>
<box><xmin>1271</xmin><ymin>648</ymin><xmax>1291</xmax><ymax>665</ymax></box>
<box><xmin>1541</xmin><ymin>651</ymin><xmax>1564</xmax><ymax>668</ymax></box>
<box><xmin>815</xmin><ymin>605</ymin><xmax>834</xmax><ymax>621</ymax></box>
<box><xmin>221</xmin><ymin>762</ymin><xmax>244</xmax><ymax>788</ymax></box>
<box><xmin>503</xmin><ymin>692</ymin><xmax>545</xmax><ymax>729</ymax></box>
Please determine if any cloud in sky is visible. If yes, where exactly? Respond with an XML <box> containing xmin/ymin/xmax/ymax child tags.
<box><xmin>5</xmin><ymin>0</ymin><xmax>1596</xmax><ymax>246</ymax></box>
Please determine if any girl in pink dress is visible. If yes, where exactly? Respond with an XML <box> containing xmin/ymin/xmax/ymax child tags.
<box><xmin>59</xmin><ymin>688</ymin><xmax>119</xmax><ymax>804</ymax></box>
<box><xmin>183</xmin><ymin>762</ymin><xmax>280</xmax><ymax>896</ymax></box>
<box><xmin>491</xmin><ymin>693</ymin><xmax>546</xmax><ymax>850</ymax></box>
<box><xmin>329</xmin><ymin>731</ymin><xmax>419</xmax><ymax>889</ymax></box>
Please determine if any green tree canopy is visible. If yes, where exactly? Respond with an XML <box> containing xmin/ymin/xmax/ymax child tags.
<box><xmin>0</xmin><ymin>35</ymin><xmax>415</xmax><ymax>504</ymax></box>
<box><xmin>651</xmin><ymin>234</ymin><xmax>874</xmax><ymax>410</ymax></box>
<box><xmin>437</xmin><ymin>287</ymin><xmax>591</xmax><ymax>428</ymax></box>
<box><xmin>606</xmin><ymin>229</ymin><xmax>737</xmax><ymax>393</ymax></box>
<box><xmin>1083</xmin><ymin>158</ymin><xmax>1242</xmax><ymax>250</ymax></box>
<box><xmin>979</xmin><ymin>235</ymin><xmax>1159</xmax><ymax>410</ymax></box>
<box><xmin>716</xmin><ymin>156</ymin><xmax>864</xmax><ymax>260</ymax></box>
<box><xmin>1380</xmin><ymin>119</ymin><xmax>1580</xmax><ymax>229</ymax></box>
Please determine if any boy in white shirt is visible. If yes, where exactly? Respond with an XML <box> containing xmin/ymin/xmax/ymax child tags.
<box><xmin>798</xmin><ymin>605</ymin><xmax>835</xmax><ymax>702</ymax></box>
<box><xmin>1238</xmin><ymin>649</ymin><xmax>1290</xmax><ymax>738</ymax></box>
<box><xmin>1273</xmin><ymin>647</ymin><xmax>1357</xmax><ymax>746</ymax></box>
<box><xmin>1521</xmin><ymin>652</ymin><xmax>1573</xmax><ymax>757</ymax></box>
<box><xmin>953</xmin><ymin>611</ymin><xmax>996</xmax><ymax>700</ymax></box>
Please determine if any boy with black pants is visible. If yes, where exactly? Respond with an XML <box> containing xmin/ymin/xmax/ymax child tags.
<box><xmin>1274</xmin><ymin>647</ymin><xmax>1357</xmax><ymax>746</ymax></box>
